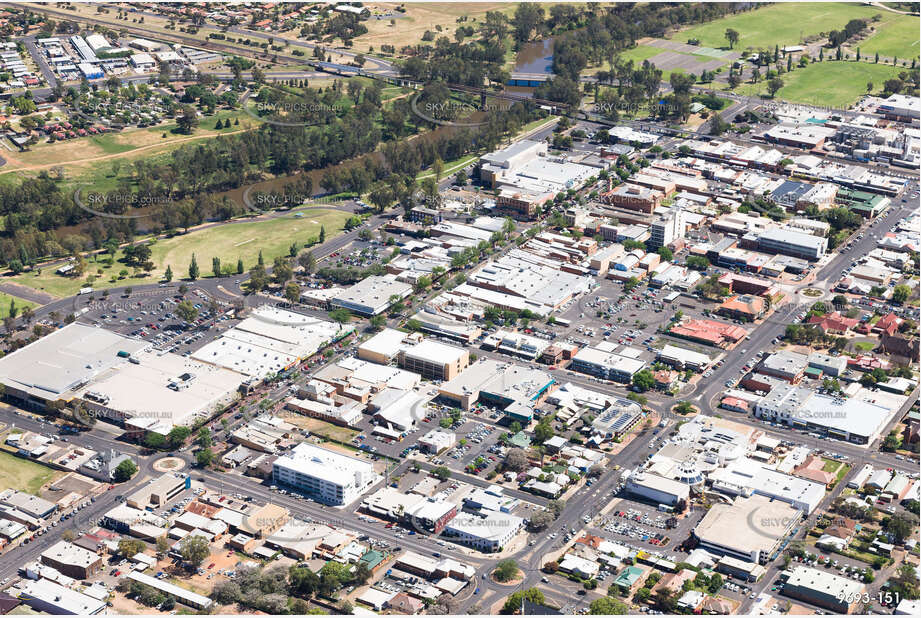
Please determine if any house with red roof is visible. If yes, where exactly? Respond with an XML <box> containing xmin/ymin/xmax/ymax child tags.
<box><xmin>872</xmin><ymin>312</ymin><xmax>902</xmax><ymax>337</ymax></box>
<box><xmin>807</xmin><ymin>311</ymin><xmax>858</xmax><ymax>334</ymax></box>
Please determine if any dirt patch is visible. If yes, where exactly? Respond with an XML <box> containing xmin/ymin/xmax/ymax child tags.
<box><xmin>152</xmin><ymin>457</ymin><xmax>186</xmax><ymax>472</ymax></box>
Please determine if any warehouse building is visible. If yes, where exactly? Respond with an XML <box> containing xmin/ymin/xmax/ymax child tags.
<box><xmin>273</xmin><ymin>442</ymin><xmax>377</xmax><ymax>505</ymax></box>
<box><xmin>13</xmin><ymin>579</ymin><xmax>105</xmax><ymax>615</ymax></box>
<box><xmin>781</xmin><ymin>566</ymin><xmax>865</xmax><ymax>613</ymax></box>
<box><xmin>126</xmin><ymin>572</ymin><xmax>213</xmax><ymax>609</ymax></box>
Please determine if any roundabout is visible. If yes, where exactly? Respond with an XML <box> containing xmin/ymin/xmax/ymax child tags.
<box><xmin>152</xmin><ymin>456</ymin><xmax>187</xmax><ymax>473</ymax></box>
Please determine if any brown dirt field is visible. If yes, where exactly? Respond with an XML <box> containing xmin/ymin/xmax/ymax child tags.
<box><xmin>351</xmin><ymin>3</ymin><xmax>516</xmax><ymax>53</ymax></box>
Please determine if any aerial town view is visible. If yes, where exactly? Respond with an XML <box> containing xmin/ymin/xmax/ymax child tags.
<box><xmin>0</xmin><ymin>1</ymin><xmax>918</xmax><ymax>616</ymax></box>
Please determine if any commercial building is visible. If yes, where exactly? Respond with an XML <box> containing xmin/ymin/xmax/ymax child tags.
<box><xmin>694</xmin><ymin>495</ymin><xmax>800</xmax><ymax>564</ymax></box>
<box><xmin>876</xmin><ymin>94</ymin><xmax>920</xmax><ymax>123</ymax></box>
<box><xmin>331</xmin><ymin>275</ymin><xmax>413</xmax><ymax>316</ymax></box>
<box><xmin>479</xmin><ymin>140</ymin><xmax>598</xmax><ymax>218</ymax></box>
<box><xmin>762</xmin><ymin>124</ymin><xmax>835</xmax><ymax>149</ymax></box>
<box><xmin>443</xmin><ymin>511</ymin><xmax>523</xmax><ymax>552</ymax></box>
<box><xmin>358</xmin><ymin>329</ymin><xmax>469</xmax><ymax>380</ymax></box>
<box><xmin>754</xmin><ymin>383</ymin><xmax>895</xmax><ymax>445</ymax></box>
<box><xmin>757</xmin><ymin>351</ymin><xmax>809</xmax><ymax>383</ymax></box>
<box><xmin>570</xmin><ymin>345</ymin><xmax>647</xmax><ymax>383</ymax></box>
<box><xmin>418</xmin><ymin>429</ymin><xmax>455</xmax><ymax>454</ymax></box>
<box><xmin>193</xmin><ymin>305</ymin><xmax>347</xmax><ymax>379</ymax></box>
<box><xmin>602</xmin><ymin>184</ymin><xmax>663</xmax><ymax>213</ymax></box>
<box><xmin>782</xmin><ymin>566</ymin><xmax>865</xmax><ymax>613</ymax></box>
<box><xmin>126</xmin><ymin>473</ymin><xmax>187</xmax><ymax>509</ymax></box>
<box><xmin>656</xmin><ymin>345</ymin><xmax>711</xmax><ymax>371</ymax></box>
<box><xmin>40</xmin><ymin>540</ymin><xmax>104</xmax><ymax>579</ymax></box>
<box><xmin>273</xmin><ymin>442</ymin><xmax>376</xmax><ymax>505</ymax></box>
<box><xmin>625</xmin><ymin>472</ymin><xmax>690</xmax><ymax>506</ymax></box>
<box><xmin>0</xmin><ymin>323</ymin><xmax>148</xmax><ymax>410</ymax></box>
<box><xmin>13</xmin><ymin>578</ymin><xmax>105</xmax><ymax>615</ymax></box>
<box><xmin>757</xmin><ymin>227</ymin><xmax>828</xmax><ymax>260</ymax></box>
<box><xmin>438</xmin><ymin>359</ymin><xmax>555</xmax><ymax>422</ymax></box>
<box><xmin>667</xmin><ymin>318</ymin><xmax>747</xmax><ymax>348</ymax></box>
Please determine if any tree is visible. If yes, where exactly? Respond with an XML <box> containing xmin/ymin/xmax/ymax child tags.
<box><xmin>212</xmin><ymin>256</ymin><xmax>221</xmax><ymax>278</ymax></box>
<box><xmin>118</xmin><ymin>539</ymin><xmax>146</xmax><ymax>558</ymax></box>
<box><xmin>892</xmin><ymin>285</ymin><xmax>910</xmax><ymax>304</ymax></box>
<box><xmin>237</xmin><ymin>258</ymin><xmax>244</xmax><ymax>274</ymax></box>
<box><xmin>179</xmin><ymin>534</ymin><xmax>210</xmax><ymax>567</ymax></box>
<box><xmin>197</xmin><ymin>426</ymin><xmax>212</xmax><ymax>448</ymax></box>
<box><xmin>493</xmin><ymin>559</ymin><xmax>519</xmax><ymax>583</ymax></box>
<box><xmin>284</xmin><ymin>282</ymin><xmax>301</xmax><ymax>305</ymax></box>
<box><xmin>589</xmin><ymin>597</ymin><xmax>628</xmax><ymax>615</ymax></box>
<box><xmin>529</xmin><ymin>509</ymin><xmax>554</xmax><ymax>531</ymax></box>
<box><xmin>502</xmin><ymin>589</ymin><xmax>544</xmax><ymax>614</ymax></box>
<box><xmin>176</xmin><ymin>105</ymin><xmax>199</xmax><ymax>134</ymax></box>
<box><xmin>504</xmin><ymin>448</ymin><xmax>529</xmax><ymax>472</ymax></box>
<box><xmin>534</xmin><ymin>418</ymin><xmax>554</xmax><ymax>443</ymax></box>
<box><xmin>431</xmin><ymin>465</ymin><xmax>451</xmax><ymax>481</ymax></box>
<box><xmin>176</xmin><ymin>300</ymin><xmax>199</xmax><ymax>323</ymax></box>
<box><xmin>369</xmin><ymin>314</ymin><xmax>386</xmax><ymax>331</ymax></box>
<box><xmin>113</xmin><ymin>458</ymin><xmax>138</xmax><ymax>482</ymax></box>
<box><xmin>724</xmin><ymin>28</ymin><xmax>739</xmax><ymax>49</ymax></box>
<box><xmin>867</xmin><ymin>81</ymin><xmax>874</xmax><ymax>92</ymax></box>
<box><xmin>164</xmin><ymin>264</ymin><xmax>173</xmax><ymax>282</ymax></box>
<box><xmin>657</xmin><ymin>246</ymin><xmax>673</xmax><ymax>261</ymax></box>
<box><xmin>707</xmin><ymin>574</ymin><xmax>723</xmax><ymax>594</ymax></box>
<box><xmin>298</xmin><ymin>250</ymin><xmax>316</xmax><ymax>273</ymax></box>
<box><xmin>328</xmin><ymin>308</ymin><xmax>352</xmax><ymax>324</ymax></box>
<box><xmin>674</xmin><ymin>401</ymin><xmax>694</xmax><ymax>415</ymax></box>
<box><xmin>632</xmin><ymin>369</ymin><xmax>655</xmax><ymax>393</ymax></box>
<box><xmin>319</xmin><ymin>225</ymin><xmax>326</xmax><ymax>243</ymax></box>
<box><xmin>188</xmin><ymin>253</ymin><xmax>199</xmax><ymax>280</ymax></box>
<box><xmin>767</xmin><ymin>77</ymin><xmax>784</xmax><ymax>97</ymax></box>
<box><xmin>196</xmin><ymin>448</ymin><xmax>215</xmax><ymax>467</ymax></box>
<box><xmin>885</xmin><ymin>512</ymin><xmax>917</xmax><ymax>544</ymax></box>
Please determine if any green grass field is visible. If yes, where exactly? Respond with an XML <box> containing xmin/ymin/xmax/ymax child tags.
<box><xmin>0</xmin><ymin>449</ymin><xmax>60</xmax><ymax>495</ymax></box>
<box><xmin>0</xmin><ymin>292</ymin><xmax>37</xmax><ymax>318</ymax></box>
<box><xmin>11</xmin><ymin>208</ymin><xmax>351</xmax><ymax>298</ymax></box>
<box><xmin>619</xmin><ymin>45</ymin><xmax>667</xmax><ymax>64</ymax></box>
<box><xmin>730</xmin><ymin>61</ymin><xmax>906</xmax><ymax>108</ymax></box>
<box><xmin>858</xmin><ymin>16</ymin><xmax>921</xmax><ymax>59</ymax></box>
<box><xmin>673</xmin><ymin>3</ymin><xmax>897</xmax><ymax>50</ymax></box>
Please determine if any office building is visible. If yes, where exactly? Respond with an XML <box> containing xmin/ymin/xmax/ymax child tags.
<box><xmin>273</xmin><ymin>442</ymin><xmax>376</xmax><ymax>505</ymax></box>
<box><xmin>40</xmin><ymin>541</ymin><xmax>104</xmax><ymax>579</ymax></box>
<box><xmin>649</xmin><ymin>209</ymin><xmax>686</xmax><ymax>249</ymax></box>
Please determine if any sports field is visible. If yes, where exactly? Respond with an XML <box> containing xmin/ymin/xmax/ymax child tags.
<box><xmin>11</xmin><ymin>208</ymin><xmax>351</xmax><ymax>299</ymax></box>
<box><xmin>0</xmin><ymin>449</ymin><xmax>62</xmax><ymax>495</ymax></box>
<box><xmin>672</xmin><ymin>3</ymin><xmax>895</xmax><ymax>50</ymax></box>
<box><xmin>858</xmin><ymin>16</ymin><xmax>921</xmax><ymax>59</ymax></box>
<box><xmin>731</xmin><ymin>61</ymin><xmax>906</xmax><ymax>108</ymax></box>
